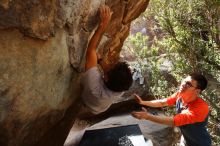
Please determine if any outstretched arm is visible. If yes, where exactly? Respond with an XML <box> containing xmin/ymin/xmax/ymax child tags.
<box><xmin>131</xmin><ymin>107</ymin><xmax>174</xmax><ymax>126</ymax></box>
<box><xmin>85</xmin><ymin>5</ymin><xmax>112</xmax><ymax>71</ymax></box>
<box><xmin>134</xmin><ymin>94</ymin><xmax>168</xmax><ymax>107</ymax></box>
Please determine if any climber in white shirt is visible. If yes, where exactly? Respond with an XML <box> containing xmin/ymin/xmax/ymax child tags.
<box><xmin>81</xmin><ymin>5</ymin><xmax>133</xmax><ymax>115</ymax></box>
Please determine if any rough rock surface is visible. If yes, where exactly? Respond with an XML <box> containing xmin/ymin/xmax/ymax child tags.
<box><xmin>0</xmin><ymin>0</ymin><xmax>150</xmax><ymax>145</ymax></box>
<box><xmin>0</xmin><ymin>28</ymin><xmax>80</xmax><ymax>146</ymax></box>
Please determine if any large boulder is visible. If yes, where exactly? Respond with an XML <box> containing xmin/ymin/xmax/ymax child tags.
<box><xmin>0</xmin><ymin>0</ymin><xmax>150</xmax><ymax>145</ymax></box>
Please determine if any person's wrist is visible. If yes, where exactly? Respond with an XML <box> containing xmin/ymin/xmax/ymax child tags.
<box><xmin>140</xmin><ymin>101</ymin><xmax>144</xmax><ymax>105</ymax></box>
<box><xmin>100</xmin><ymin>23</ymin><xmax>108</xmax><ymax>30</ymax></box>
<box><xmin>144</xmin><ymin>112</ymin><xmax>150</xmax><ymax>119</ymax></box>
<box><xmin>98</xmin><ymin>23</ymin><xmax>107</xmax><ymax>31</ymax></box>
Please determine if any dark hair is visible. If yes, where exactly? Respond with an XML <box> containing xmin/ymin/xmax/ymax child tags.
<box><xmin>104</xmin><ymin>62</ymin><xmax>133</xmax><ymax>92</ymax></box>
<box><xmin>190</xmin><ymin>73</ymin><xmax>207</xmax><ymax>91</ymax></box>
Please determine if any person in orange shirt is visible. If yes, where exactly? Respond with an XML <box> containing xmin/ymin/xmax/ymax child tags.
<box><xmin>131</xmin><ymin>73</ymin><xmax>211</xmax><ymax>146</ymax></box>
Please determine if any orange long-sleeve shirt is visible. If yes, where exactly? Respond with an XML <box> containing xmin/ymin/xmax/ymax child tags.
<box><xmin>166</xmin><ymin>94</ymin><xmax>209</xmax><ymax>127</ymax></box>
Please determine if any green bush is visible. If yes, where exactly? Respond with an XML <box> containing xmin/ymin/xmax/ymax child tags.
<box><xmin>124</xmin><ymin>0</ymin><xmax>220</xmax><ymax>145</ymax></box>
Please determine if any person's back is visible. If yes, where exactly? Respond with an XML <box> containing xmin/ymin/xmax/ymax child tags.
<box><xmin>81</xmin><ymin>62</ymin><xmax>132</xmax><ymax>114</ymax></box>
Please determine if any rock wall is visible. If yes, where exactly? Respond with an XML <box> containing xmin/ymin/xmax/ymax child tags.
<box><xmin>0</xmin><ymin>0</ymin><xmax>150</xmax><ymax>145</ymax></box>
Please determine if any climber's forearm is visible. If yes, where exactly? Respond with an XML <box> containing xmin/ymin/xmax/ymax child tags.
<box><xmin>85</xmin><ymin>5</ymin><xmax>112</xmax><ymax>70</ymax></box>
<box><xmin>85</xmin><ymin>26</ymin><xmax>104</xmax><ymax>70</ymax></box>
<box><xmin>86</xmin><ymin>25</ymin><xmax>105</xmax><ymax>56</ymax></box>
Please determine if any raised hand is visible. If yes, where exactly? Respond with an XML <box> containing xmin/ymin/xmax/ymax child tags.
<box><xmin>134</xmin><ymin>93</ymin><xmax>144</xmax><ymax>105</ymax></box>
<box><xmin>99</xmin><ymin>5</ymin><xmax>113</xmax><ymax>31</ymax></box>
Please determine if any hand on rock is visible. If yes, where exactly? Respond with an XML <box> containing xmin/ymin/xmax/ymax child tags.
<box><xmin>99</xmin><ymin>5</ymin><xmax>113</xmax><ymax>31</ymax></box>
